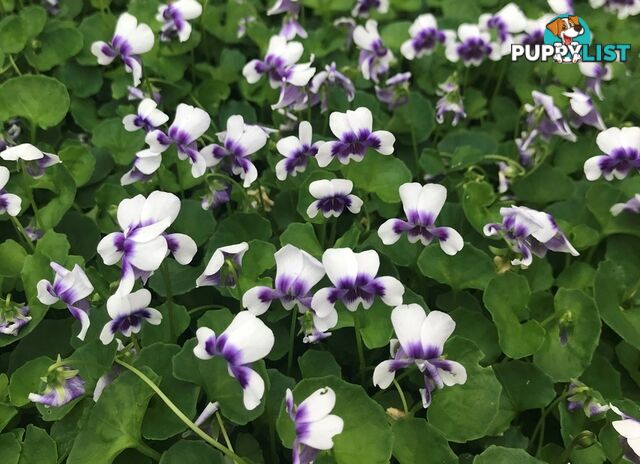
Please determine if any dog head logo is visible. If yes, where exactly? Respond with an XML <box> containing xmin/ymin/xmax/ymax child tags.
<box><xmin>543</xmin><ymin>15</ymin><xmax>591</xmax><ymax>63</ymax></box>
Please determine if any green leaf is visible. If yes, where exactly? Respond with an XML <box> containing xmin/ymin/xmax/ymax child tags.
<box><xmin>482</xmin><ymin>273</ymin><xmax>545</xmax><ymax>359</ymax></box>
<box><xmin>56</xmin><ymin>212</ymin><xmax>101</xmax><ymax>262</ymax></box>
<box><xmin>148</xmin><ymin>261</ymin><xmax>200</xmax><ymax>297</ymax></box>
<box><xmin>172</xmin><ymin>199</ymin><xmax>216</xmax><ymax>246</ymax></box>
<box><xmin>533</xmin><ymin>289</ymin><xmax>601</xmax><ymax>381</ymax></box>
<box><xmin>280</xmin><ymin>222</ymin><xmax>323</xmax><ymax>258</ymax></box>
<box><xmin>55</xmin><ymin>61</ymin><xmax>104</xmax><ymax>98</ymax></box>
<box><xmin>438</xmin><ymin>129</ymin><xmax>498</xmax><ymax>155</ymax></box>
<box><xmin>417</xmin><ymin>243</ymin><xmax>495</xmax><ymax>291</ymax></box>
<box><xmin>141</xmin><ymin>303</ymin><xmax>190</xmax><ymax>346</ymax></box>
<box><xmin>586</xmin><ymin>183</ymin><xmax>640</xmax><ymax>237</ymax></box>
<box><xmin>0</xmin><ymin>75</ymin><xmax>70</xmax><ymax>129</ymax></box>
<box><xmin>159</xmin><ymin>441</ymin><xmax>223</xmax><ymax>464</ymax></box>
<box><xmin>0</xmin><ymin>240</ymin><xmax>27</xmax><ymax>278</ymax></box>
<box><xmin>210</xmin><ymin>213</ymin><xmax>272</xmax><ymax>249</ymax></box>
<box><xmin>0</xmin><ymin>433</ymin><xmax>21</xmax><ymax>464</ymax></box>
<box><xmin>494</xmin><ymin>361</ymin><xmax>555</xmax><ymax>411</ymax></box>
<box><xmin>473</xmin><ymin>445</ymin><xmax>544</xmax><ymax>463</ymax></box>
<box><xmin>9</xmin><ymin>356</ymin><xmax>53</xmax><ymax>407</ymax></box>
<box><xmin>392</xmin><ymin>418</ymin><xmax>457</xmax><ymax>464</ymax></box>
<box><xmin>24</xmin><ymin>22</ymin><xmax>83</xmax><ymax>71</ymax></box>
<box><xmin>0</xmin><ymin>16</ymin><xmax>27</xmax><ymax>54</ymax></box>
<box><xmin>428</xmin><ymin>338</ymin><xmax>502</xmax><ymax>442</ymax></box>
<box><xmin>387</xmin><ymin>92</ymin><xmax>435</xmax><ymax>143</ymax></box>
<box><xmin>276</xmin><ymin>375</ymin><xmax>393</xmax><ymax>464</ymax></box>
<box><xmin>358</xmin><ymin>301</ymin><xmax>393</xmax><ymax>349</ymax></box>
<box><xmin>67</xmin><ymin>368</ymin><xmax>160</xmax><ymax>464</ymax></box>
<box><xmin>58</xmin><ymin>142</ymin><xmax>96</xmax><ymax>187</ymax></box>
<box><xmin>342</xmin><ymin>154</ymin><xmax>412</xmax><ymax>203</ymax></box>
<box><xmin>241</xmin><ymin>240</ymin><xmax>276</xmax><ymax>279</ymax></box>
<box><xmin>35</xmin><ymin>230</ymin><xmax>71</xmax><ymax>263</ymax></box>
<box><xmin>298</xmin><ymin>350</ymin><xmax>341</xmax><ymax>379</ymax></box>
<box><xmin>31</xmin><ymin>165</ymin><xmax>77</xmax><ymax>229</ymax></box>
<box><xmin>450</xmin><ymin>307</ymin><xmax>501</xmax><ymax>363</ymax></box>
<box><xmin>76</xmin><ymin>13</ymin><xmax>116</xmax><ymax>65</ymax></box>
<box><xmin>91</xmin><ymin>118</ymin><xmax>145</xmax><ymax>166</ymax></box>
<box><xmin>18</xmin><ymin>425</ymin><xmax>57</xmax><ymax>464</ymax></box>
<box><xmin>512</xmin><ymin>165</ymin><xmax>574</xmax><ymax>203</ymax></box>
<box><xmin>20</xmin><ymin>5</ymin><xmax>48</xmax><ymax>38</ymax></box>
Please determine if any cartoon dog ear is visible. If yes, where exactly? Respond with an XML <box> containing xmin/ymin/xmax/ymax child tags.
<box><xmin>546</xmin><ymin>18</ymin><xmax>562</xmax><ymax>36</ymax></box>
<box><xmin>568</xmin><ymin>15</ymin><xmax>580</xmax><ymax>25</ymax></box>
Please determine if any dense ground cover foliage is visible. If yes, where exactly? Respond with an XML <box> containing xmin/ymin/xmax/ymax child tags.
<box><xmin>0</xmin><ymin>0</ymin><xmax>639</xmax><ymax>463</ymax></box>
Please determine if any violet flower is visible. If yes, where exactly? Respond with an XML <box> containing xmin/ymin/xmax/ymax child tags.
<box><xmin>352</xmin><ymin>0</ymin><xmax>388</xmax><ymax>18</ymax></box>
<box><xmin>400</xmin><ymin>14</ymin><xmax>451</xmax><ymax>60</ymax></box>
<box><xmin>310</xmin><ymin>248</ymin><xmax>404</xmax><ymax>331</ymax></box>
<box><xmin>133</xmin><ymin>103</ymin><xmax>211</xmax><ymax>179</ymax></box>
<box><xmin>1</xmin><ymin>143</ymin><xmax>60</xmax><ymax>178</ymax></box>
<box><xmin>91</xmin><ymin>13</ymin><xmax>154</xmax><ymax>87</ymax></box>
<box><xmin>316</xmin><ymin>107</ymin><xmax>395</xmax><ymax>167</ymax></box>
<box><xmin>200</xmin><ymin>115</ymin><xmax>268</xmax><ymax>187</ymax></box>
<box><xmin>479</xmin><ymin>3</ymin><xmax>527</xmax><ymax>54</ymax></box>
<box><xmin>527</xmin><ymin>91</ymin><xmax>576</xmax><ymax>141</ymax></box>
<box><xmin>564</xmin><ymin>88</ymin><xmax>606</xmax><ymax>130</ymax></box>
<box><xmin>28</xmin><ymin>359</ymin><xmax>85</xmax><ymax>408</ymax></box>
<box><xmin>579</xmin><ymin>62</ymin><xmax>613</xmax><ymax>100</ymax></box>
<box><xmin>97</xmin><ymin>191</ymin><xmax>196</xmax><ymax>295</ymax></box>
<box><xmin>584</xmin><ymin>127</ymin><xmax>640</xmax><ymax>181</ymax></box>
<box><xmin>373</xmin><ymin>305</ymin><xmax>467</xmax><ymax>408</ymax></box>
<box><xmin>157</xmin><ymin>0</ymin><xmax>203</xmax><ymax>42</ymax></box>
<box><xmin>194</xmin><ymin>311</ymin><xmax>275</xmax><ymax>410</ymax></box>
<box><xmin>353</xmin><ymin>20</ymin><xmax>394</xmax><ymax>83</ymax></box>
<box><xmin>484</xmin><ymin>206</ymin><xmax>579</xmax><ymax>267</ymax></box>
<box><xmin>201</xmin><ymin>183</ymin><xmax>232</xmax><ymax>210</ymax></box>
<box><xmin>610</xmin><ymin>404</ymin><xmax>640</xmax><ymax>462</ymax></box>
<box><xmin>0</xmin><ymin>305</ymin><xmax>31</xmax><ymax>336</ymax></box>
<box><xmin>445</xmin><ymin>24</ymin><xmax>501</xmax><ymax>67</ymax></box>
<box><xmin>267</xmin><ymin>0</ymin><xmax>306</xmax><ymax>39</ymax></box>
<box><xmin>122</xmin><ymin>98</ymin><xmax>169</xmax><ymax>133</ymax></box>
<box><xmin>99</xmin><ymin>289</ymin><xmax>162</xmax><ymax>345</ymax></box>
<box><xmin>0</xmin><ymin>166</ymin><xmax>21</xmax><ymax>217</ymax></box>
<box><xmin>37</xmin><ymin>263</ymin><xmax>93</xmax><ymax>340</ymax></box>
<box><xmin>243</xmin><ymin>35</ymin><xmax>315</xmax><ymax>89</ymax></box>
<box><xmin>285</xmin><ymin>387</ymin><xmax>344</xmax><ymax>464</ymax></box>
<box><xmin>435</xmin><ymin>76</ymin><xmax>466</xmax><ymax>127</ymax></box>
<box><xmin>275</xmin><ymin>121</ymin><xmax>321</xmax><ymax>180</ymax></box>
<box><xmin>566</xmin><ymin>380</ymin><xmax>610</xmax><ymax>417</ymax></box>
<box><xmin>196</xmin><ymin>242</ymin><xmax>249</xmax><ymax>288</ymax></box>
<box><xmin>307</xmin><ymin>179</ymin><xmax>363</xmax><ymax>219</ymax></box>
<box><xmin>589</xmin><ymin>0</ymin><xmax>640</xmax><ymax>19</ymax></box>
<box><xmin>309</xmin><ymin>63</ymin><xmax>355</xmax><ymax>113</ymax></box>
<box><xmin>375</xmin><ymin>72</ymin><xmax>411</xmax><ymax>110</ymax></box>
<box><xmin>611</xmin><ymin>194</ymin><xmax>640</xmax><ymax>216</ymax></box>
<box><xmin>518</xmin><ymin>14</ymin><xmax>554</xmax><ymax>46</ymax></box>
<box><xmin>378</xmin><ymin>183</ymin><xmax>464</xmax><ymax>255</ymax></box>
<box><xmin>127</xmin><ymin>85</ymin><xmax>161</xmax><ymax>103</ymax></box>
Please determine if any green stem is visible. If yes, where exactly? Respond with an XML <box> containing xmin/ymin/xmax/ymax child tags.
<box><xmin>215</xmin><ymin>411</ymin><xmax>234</xmax><ymax>452</ymax></box>
<box><xmin>134</xmin><ymin>441</ymin><xmax>161</xmax><ymax>461</ymax></box>
<box><xmin>410</xmin><ymin>125</ymin><xmax>420</xmax><ymax>173</ymax></box>
<box><xmin>21</xmin><ymin>161</ymin><xmax>40</xmax><ymax>228</ymax></box>
<box><xmin>115</xmin><ymin>359</ymin><xmax>246</xmax><ymax>464</ymax></box>
<box><xmin>188</xmin><ymin>304</ymin><xmax>228</xmax><ymax>315</ymax></box>
<box><xmin>328</xmin><ymin>220</ymin><xmax>337</xmax><ymax>247</ymax></box>
<box><xmin>9</xmin><ymin>216</ymin><xmax>35</xmax><ymax>252</ymax></box>
<box><xmin>8</xmin><ymin>55</ymin><xmax>21</xmax><ymax>76</ymax></box>
<box><xmin>161</xmin><ymin>263</ymin><xmax>176</xmax><ymax>341</ymax></box>
<box><xmin>530</xmin><ymin>393</ymin><xmax>567</xmax><ymax>455</ymax></box>
<box><xmin>286</xmin><ymin>310</ymin><xmax>297</xmax><ymax>375</ymax></box>
<box><xmin>353</xmin><ymin>312</ymin><xmax>366</xmax><ymax>383</ymax></box>
<box><xmin>393</xmin><ymin>379</ymin><xmax>409</xmax><ymax>414</ymax></box>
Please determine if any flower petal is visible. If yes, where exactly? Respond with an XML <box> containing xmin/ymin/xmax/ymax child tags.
<box><xmin>391</xmin><ymin>303</ymin><xmax>426</xmax><ymax>353</ymax></box>
<box><xmin>420</xmin><ymin>310</ymin><xmax>455</xmax><ymax>351</ymax></box>
<box><xmin>373</xmin><ymin>360</ymin><xmax>397</xmax><ymax>389</ymax></box>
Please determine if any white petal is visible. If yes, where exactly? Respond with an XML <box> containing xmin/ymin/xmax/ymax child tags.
<box><xmin>439</xmin><ymin>360</ymin><xmax>467</xmax><ymax>386</ymax></box>
<box><xmin>128</xmin><ymin>23</ymin><xmax>155</xmax><ymax>55</ymax></box>
<box><xmin>329</xmin><ymin>111</ymin><xmax>351</xmax><ymax>139</ymax></box>
<box><xmin>1</xmin><ymin>143</ymin><xmax>43</xmax><ymax>161</ymax></box>
<box><xmin>36</xmin><ymin>280</ymin><xmax>58</xmax><ymax>305</ymax></box>
<box><xmin>309</xmin><ymin>179</ymin><xmax>335</xmax><ymax>200</ymax></box>
<box><xmin>420</xmin><ymin>310</ymin><xmax>455</xmax><ymax>351</ymax></box>
<box><xmin>117</xmin><ymin>195</ymin><xmax>145</xmax><ymax>230</ymax></box>
<box><xmin>300</xmin><ymin>415</ymin><xmax>344</xmax><ymax>450</ymax></box>
<box><xmin>242</xmin><ymin>286</ymin><xmax>273</xmax><ymax>316</ymax></box>
<box><xmin>310</xmin><ymin>287</ymin><xmax>337</xmax><ymax>318</ymax></box>
<box><xmin>315</xmin><ymin>142</ymin><xmax>336</xmax><ymax>167</ymax></box>
<box><xmin>275</xmin><ymin>159</ymin><xmax>289</xmax><ymax>181</ymax></box>
<box><xmin>346</xmin><ymin>194</ymin><xmax>363</xmax><ymax>214</ymax></box>
<box><xmin>331</xmin><ymin>179</ymin><xmax>354</xmax><ymax>196</ymax></box>
<box><xmin>175</xmin><ymin>0</ymin><xmax>203</xmax><ymax>19</ymax></box>
<box><xmin>612</xmin><ymin>419</ymin><xmax>640</xmax><ymax>440</ymax></box>
<box><xmin>135</xmin><ymin>152</ymin><xmax>163</xmax><ymax>175</ymax></box>
<box><xmin>172</xmin><ymin>103</ymin><xmax>211</xmax><ymax>141</ymax></box>
<box><xmin>122</xmin><ymin>114</ymin><xmax>140</xmax><ymax>132</ymax></box>
<box><xmin>0</xmin><ymin>166</ymin><xmax>8</xmax><ymax>189</ymax></box>
<box><xmin>145</xmin><ymin>130</ymin><xmax>170</xmax><ymax>153</ymax></box>
<box><xmin>346</xmin><ymin>107</ymin><xmax>373</xmax><ymax>133</ymax></box>
<box><xmin>438</xmin><ymin>228</ymin><xmax>464</xmax><ymax>256</ymax></box>
<box><xmin>306</xmin><ymin>201</ymin><xmax>320</xmax><ymax>219</ymax></box>
<box><xmin>391</xmin><ymin>304</ymin><xmax>427</xmax><ymax>351</ymax></box>
<box><xmin>128</xmin><ymin>236</ymin><xmax>169</xmax><ymax>271</ymax></box>
<box><xmin>373</xmin><ymin>130</ymin><xmax>395</xmax><ymax>155</ymax></box>
<box><xmin>355</xmin><ymin>249</ymin><xmax>380</xmax><ymax>277</ymax></box>
<box><xmin>237</xmin><ymin>125</ymin><xmax>268</xmax><ymax>155</ymax></box>
<box><xmin>418</xmin><ymin>183</ymin><xmax>447</xmax><ymax>219</ymax></box>
<box><xmin>276</xmin><ymin>135</ymin><xmax>303</xmax><ymax>158</ymax></box>
<box><xmin>3</xmin><ymin>194</ymin><xmax>22</xmax><ymax>217</ymax></box>
<box><xmin>596</xmin><ymin>127</ymin><xmax>622</xmax><ymax>155</ymax></box>
<box><xmin>313</xmin><ymin>306</ymin><xmax>338</xmax><ymax>332</ymax></box>
<box><xmin>373</xmin><ymin>360</ymin><xmax>396</xmax><ymax>389</ymax></box>
<box><xmin>299</xmin><ymin>120</ymin><xmax>313</xmax><ymax>145</ymax></box>
<box><xmin>69</xmin><ymin>265</ymin><xmax>94</xmax><ymax>301</ymax></box>
<box><xmin>141</xmin><ymin>191</ymin><xmax>181</xmax><ymax>227</ymax></box>
<box><xmin>378</xmin><ymin>219</ymin><xmax>402</xmax><ymax>245</ymax></box>
<box><xmin>99</xmin><ymin>321</ymin><xmax>116</xmax><ymax>345</ymax></box>
<box><xmin>241</xmin><ymin>161</ymin><xmax>258</xmax><ymax>188</ymax></box>
<box><xmin>97</xmin><ymin>233</ymin><xmax>124</xmax><ymax>265</ymax></box>
<box><xmin>322</xmin><ymin>248</ymin><xmax>358</xmax><ymax>285</ymax></box>
<box><xmin>166</xmin><ymin>233</ymin><xmax>197</xmax><ymax>264</ymax></box>
<box><xmin>298</xmin><ymin>387</ymin><xmax>336</xmax><ymax>422</ymax></box>
<box><xmin>243</xmin><ymin>60</ymin><xmax>263</xmax><ymax>84</ymax></box>
<box><xmin>620</xmin><ymin>127</ymin><xmax>640</xmax><ymax>150</ymax></box>
<box><xmin>90</xmin><ymin>41</ymin><xmax>116</xmax><ymax>65</ymax></box>
<box><xmin>377</xmin><ymin>276</ymin><xmax>404</xmax><ymax>307</ymax></box>
<box><xmin>223</xmin><ymin>311</ymin><xmax>275</xmax><ymax>364</ymax></box>
<box><xmin>239</xmin><ymin>366</ymin><xmax>265</xmax><ymax>410</ymax></box>
<box><xmin>194</xmin><ymin>327</ymin><xmax>216</xmax><ymax>359</ymax></box>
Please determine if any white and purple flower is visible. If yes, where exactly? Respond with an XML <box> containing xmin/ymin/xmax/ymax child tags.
<box><xmin>28</xmin><ymin>359</ymin><xmax>85</xmax><ymax>408</ymax></box>
<box><xmin>610</xmin><ymin>404</ymin><xmax>640</xmax><ymax>462</ymax></box>
<box><xmin>0</xmin><ymin>305</ymin><xmax>31</xmax><ymax>336</ymax></box>
<box><xmin>435</xmin><ymin>75</ymin><xmax>466</xmax><ymax>127</ymax></box>
<box><xmin>518</xmin><ymin>14</ymin><xmax>554</xmax><ymax>46</ymax></box>
<box><xmin>579</xmin><ymin>62</ymin><xmax>613</xmax><ymax>100</ymax></box>
<box><xmin>445</xmin><ymin>24</ymin><xmax>501</xmax><ymax>67</ymax></box>
<box><xmin>306</xmin><ymin>179</ymin><xmax>363</xmax><ymax>219</ymax></box>
<box><xmin>133</xmin><ymin>103</ymin><xmax>211</xmax><ymax>179</ymax></box>
<box><xmin>243</xmin><ymin>35</ymin><xmax>315</xmax><ymax>89</ymax></box>
<box><xmin>200</xmin><ymin>115</ymin><xmax>268</xmax><ymax>187</ymax></box>
<box><xmin>196</xmin><ymin>242</ymin><xmax>249</xmax><ymax>288</ymax></box>
<box><xmin>1</xmin><ymin>143</ymin><xmax>60</xmax><ymax>178</ymax></box>
<box><xmin>589</xmin><ymin>0</ymin><xmax>640</xmax><ymax>18</ymax></box>
<box><xmin>479</xmin><ymin>3</ymin><xmax>527</xmax><ymax>54</ymax></box>
<box><xmin>275</xmin><ymin>121</ymin><xmax>320</xmax><ymax>180</ymax></box>
<box><xmin>194</xmin><ymin>311</ymin><xmax>275</xmax><ymax>410</ymax></box>
<box><xmin>316</xmin><ymin>107</ymin><xmax>394</xmax><ymax>167</ymax></box>
<box><xmin>309</xmin><ymin>63</ymin><xmax>355</xmax><ymax>113</ymax></box>
<box><xmin>90</xmin><ymin>12</ymin><xmax>154</xmax><ymax>87</ymax></box>
<box><xmin>201</xmin><ymin>182</ymin><xmax>232</xmax><ymax>210</ymax></box>
<box><xmin>375</xmin><ymin>72</ymin><xmax>411</xmax><ymax>111</ymax></box>
<box><xmin>484</xmin><ymin>206</ymin><xmax>579</xmax><ymax>267</ymax></box>
<box><xmin>99</xmin><ymin>289</ymin><xmax>162</xmax><ymax>345</ymax></box>
<box><xmin>97</xmin><ymin>191</ymin><xmax>196</xmax><ymax>295</ymax></box>
<box><xmin>353</xmin><ymin>20</ymin><xmax>394</xmax><ymax>83</ymax></box>
<box><xmin>352</xmin><ymin>0</ymin><xmax>388</xmax><ymax>17</ymax></box>
<box><xmin>611</xmin><ymin>194</ymin><xmax>640</xmax><ymax>216</ymax></box>
<box><xmin>310</xmin><ymin>248</ymin><xmax>404</xmax><ymax>329</ymax></box>
<box><xmin>0</xmin><ymin>166</ymin><xmax>21</xmax><ymax>217</ymax></box>
<box><xmin>401</xmin><ymin>14</ymin><xmax>451</xmax><ymax>60</ymax></box>
<box><xmin>527</xmin><ymin>91</ymin><xmax>576</xmax><ymax>141</ymax></box>
<box><xmin>285</xmin><ymin>387</ymin><xmax>344</xmax><ymax>464</ymax></box>
<box><xmin>564</xmin><ymin>88</ymin><xmax>606</xmax><ymax>130</ymax></box>
<box><xmin>548</xmin><ymin>0</ymin><xmax>574</xmax><ymax>14</ymax></box>
<box><xmin>267</xmin><ymin>0</ymin><xmax>307</xmax><ymax>40</ymax></box>
<box><xmin>157</xmin><ymin>0</ymin><xmax>203</xmax><ymax>42</ymax></box>
<box><xmin>566</xmin><ymin>380</ymin><xmax>609</xmax><ymax>417</ymax></box>
<box><xmin>36</xmin><ymin>263</ymin><xmax>93</xmax><ymax>340</ymax></box>
<box><xmin>122</xmin><ymin>98</ymin><xmax>169</xmax><ymax>133</ymax></box>
<box><xmin>378</xmin><ymin>183</ymin><xmax>464</xmax><ymax>255</ymax></box>
<box><xmin>584</xmin><ymin>127</ymin><xmax>640</xmax><ymax>181</ymax></box>
<box><xmin>373</xmin><ymin>305</ymin><xmax>467</xmax><ymax>408</ymax></box>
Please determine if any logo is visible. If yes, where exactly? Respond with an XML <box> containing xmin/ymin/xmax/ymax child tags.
<box><xmin>511</xmin><ymin>14</ymin><xmax>630</xmax><ymax>63</ymax></box>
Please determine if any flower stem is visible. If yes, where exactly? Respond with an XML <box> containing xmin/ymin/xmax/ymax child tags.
<box><xmin>215</xmin><ymin>411</ymin><xmax>234</xmax><ymax>452</ymax></box>
<box><xmin>9</xmin><ymin>216</ymin><xmax>34</xmax><ymax>252</ymax></box>
<box><xmin>188</xmin><ymin>304</ymin><xmax>228</xmax><ymax>315</ymax></box>
<box><xmin>160</xmin><ymin>263</ymin><xmax>176</xmax><ymax>341</ymax></box>
<box><xmin>115</xmin><ymin>359</ymin><xmax>246</xmax><ymax>463</ymax></box>
<box><xmin>8</xmin><ymin>55</ymin><xmax>21</xmax><ymax>76</ymax></box>
<box><xmin>353</xmin><ymin>312</ymin><xmax>366</xmax><ymax>383</ymax></box>
<box><xmin>134</xmin><ymin>441</ymin><xmax>161</xmax><ymax>461</ymax></box>
<box><xmin>286</xmin><ymin>310</ymin><xmax>297</xmax><ymax>375</ymax></box>
<box><xmin>530</xmin><ymin>392</ymin><xmax>567</xmax><ymax>456</ymax></box>
<box><xmin>393</xmin><ymin>379</ymin><xmax>409</xmax><ymax>414</ymax></box>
